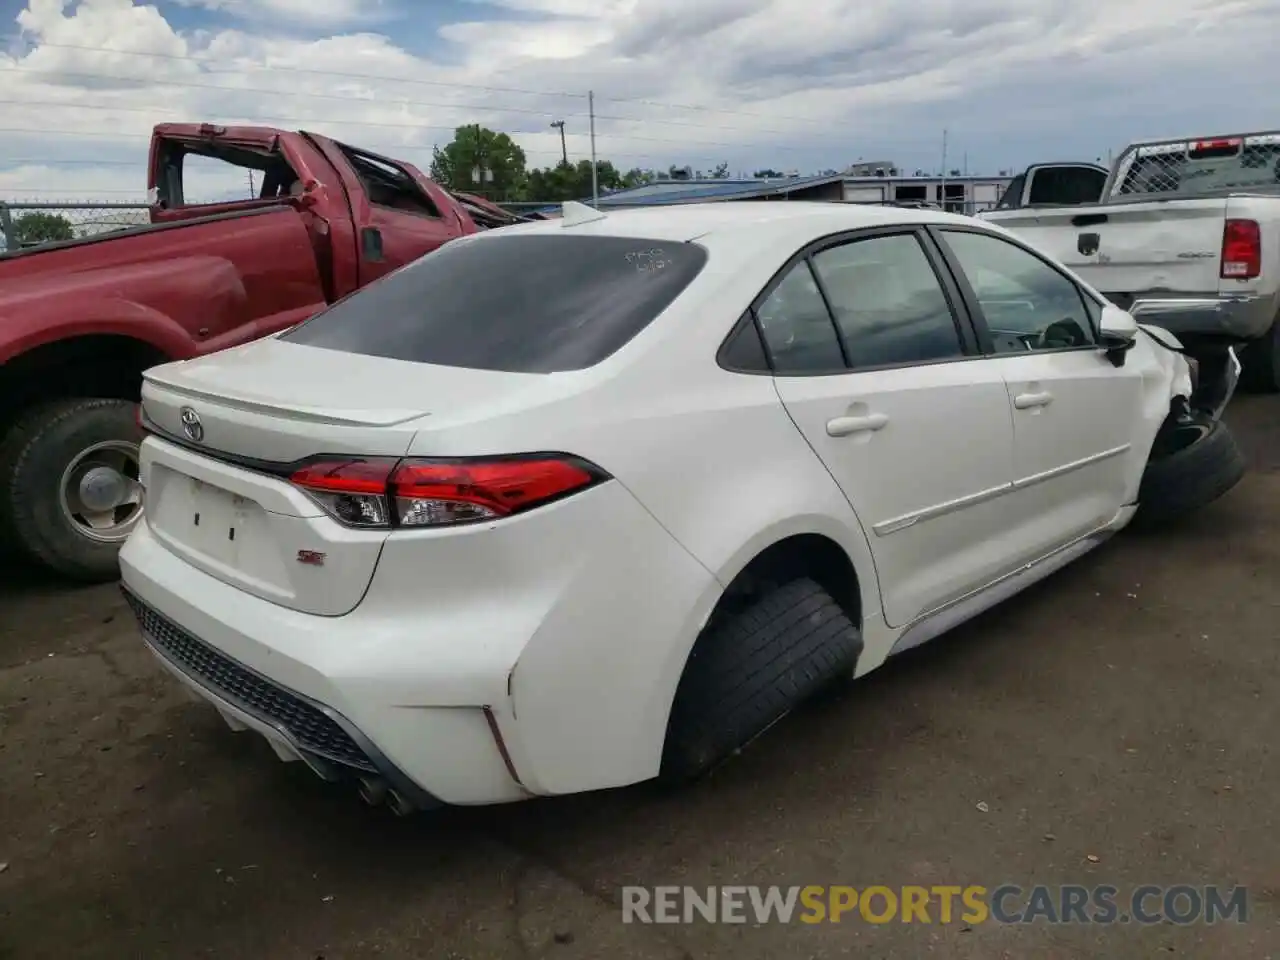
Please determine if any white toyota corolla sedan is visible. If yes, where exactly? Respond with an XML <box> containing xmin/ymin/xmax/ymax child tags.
<box><xmin>120</xmin><ymin>200</ymin><xmax>1245</xmax><ymax>813</ymax></box>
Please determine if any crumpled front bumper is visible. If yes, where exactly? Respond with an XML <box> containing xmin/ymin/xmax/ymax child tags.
<box><xmin>1195</xmin><ymin>345</ymin><xmax>1242</xmax><ymax>422</ymax></box>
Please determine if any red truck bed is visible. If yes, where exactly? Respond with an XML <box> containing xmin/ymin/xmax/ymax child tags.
<box><xmin>0</xmin><ymin>122</ymin><xmax>511</xmax><ymax>581</ymax></box>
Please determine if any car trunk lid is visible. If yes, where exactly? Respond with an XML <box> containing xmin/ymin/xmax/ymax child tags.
<box><xmin>138</xmin><ymin>338</ymin><xmax>555</xmax><ymax>616</ymax></box>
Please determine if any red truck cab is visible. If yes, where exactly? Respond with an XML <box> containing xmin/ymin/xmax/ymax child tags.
<box><xmin>0</xmin><ymin>123</ymin><xmax>500</xmax><ymax>582</ymax></box>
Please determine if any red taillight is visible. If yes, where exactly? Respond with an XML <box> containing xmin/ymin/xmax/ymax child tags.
<box><xmin>291</xmin><ymin>458</ymin><xmax>396</xmax><ymax>495</ymax></box>
<box><xmin>289</xmin><ymin>455</ymin><xmax>606</xmax><ymax>529</ymax></box>
<box><xmin>290</xmin><ymin>458</ymin><xmax>396</xmax><ymax>526</ymax></box>
<box><xmin>390</xmin><ymin>457</ymin><xmax>599</xmax><ymax>526</ymax></box>
<box><xmin>1221</xmin><ymin>219</ymin><xmax>1261</xmax><ymax>280</ymax></box>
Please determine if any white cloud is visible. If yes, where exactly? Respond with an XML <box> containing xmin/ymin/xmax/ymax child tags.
<box><xmin>1</xmin><ymin>0</ymin><xmax>1279</xmax><ymax>209</ymax></box>
<box><xmin>170</xmin><ymin>0</ymin><xmax>390</xmax><ymax>28</ymax></box>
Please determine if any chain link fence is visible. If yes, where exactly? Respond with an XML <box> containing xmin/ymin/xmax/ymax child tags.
<box><xmin>1113</xmin><ymin>136</ymin><xmax>1280</xmax><ymax>197</ymax></box>
<box><xmin>0</xmin><ymin>201</ymin><xmax>151</xmax><ymax>252</ymax></box>
<box><xmin>1</xmin><ymin>191</ymin><xmax>1001</xmax><ymax>252</ymax></box>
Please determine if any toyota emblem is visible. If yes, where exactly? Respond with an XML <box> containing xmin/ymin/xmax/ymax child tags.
<box><xmin>179</xmin><ymin>407</ymin><xmax>204</xmax><ymax>443</ymax></box>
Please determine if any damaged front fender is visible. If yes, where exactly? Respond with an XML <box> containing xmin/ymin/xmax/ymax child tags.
<box><xmin>1135</xmin><ymin>322</ymin><xmax>1240</xmax><ymax>423</ymax></box>
<box><xmin>1193</xmin><ymin>346</ymin><xmax>1242</xmax><ymax>423</ymax></box>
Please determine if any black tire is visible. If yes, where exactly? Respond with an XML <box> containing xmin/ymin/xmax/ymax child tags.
<box><xmin>1134</xmin><ymin>417</ymin><xmax>1246</xmax><ymax>526</ymax></box>
<box><xmin>0</xmin><ymin>398</ymin><xmax>142</xmax><ymax>583</ymax></box>
<box><xmin>661</xmin><ymin>577</ymin><xmax>862</xmax><ymax>783</ymax></box>
<box><xmin>1239</xmin><ymin>318</ymin><xmax>1280</xmax><ymax>393</ymax></box>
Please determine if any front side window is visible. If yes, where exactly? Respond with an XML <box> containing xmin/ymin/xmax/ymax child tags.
<box><xmin>810</xmin><ymin>233</ymin><xmax>965</xmax><ymax>369</ymax></box>
<box><xmin>939</xmin><ymin>229</ymin><xmax>1096</xmax><ymax>354</ymax></box>
<box><xmin>282</xmin><ymin>234</ymin><xmax>708</xmax><ymax>373</ymax></box>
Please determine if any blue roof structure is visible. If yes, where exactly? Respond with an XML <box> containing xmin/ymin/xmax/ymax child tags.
<box><xmin>530</xmin><ymin>174</ymin><xmax>846</xmax><ymax>216</ymax></box>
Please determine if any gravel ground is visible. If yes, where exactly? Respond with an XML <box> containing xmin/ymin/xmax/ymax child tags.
<box><xmin>1</xmin><ymin>396</ymin><xmax>1277</xmax><ymax>960</ymax></box>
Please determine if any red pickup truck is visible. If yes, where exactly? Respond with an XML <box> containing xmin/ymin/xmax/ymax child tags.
<box><xmin>0</xmin><ymin>122</ymin><xmax>522</xmax><ymax>581</ymax></box>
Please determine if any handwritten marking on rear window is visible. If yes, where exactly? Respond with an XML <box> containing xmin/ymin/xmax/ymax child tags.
<box><xmin>627</xmin><ymin>249</ymin><xmax>670</xmax><ymax>272</ymax></box>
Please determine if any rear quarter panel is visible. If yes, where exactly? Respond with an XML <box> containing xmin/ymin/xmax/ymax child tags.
<box><xmin>397</xmin><ymin>232</ymin><xmax>885</xmax><ymax>624</ymax></box>
<box><xmin>392</xmin><ymin>246</ymin><xmax>887</xmax><ymax>784</ymax></box>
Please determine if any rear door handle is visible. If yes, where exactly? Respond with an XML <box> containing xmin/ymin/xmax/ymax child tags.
<box><xmin>1014</xmin><ymin>391</ymin><xmax>1054</xmax><ymax>409</ymax></box>
<box><xmin>826</xmin><ymin>413</ymin><xmax>889</xmax><ymax>437</ymax></box>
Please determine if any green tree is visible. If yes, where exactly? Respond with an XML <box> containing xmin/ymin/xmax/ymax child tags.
<box><xmin>622</xmin><ymin>168</ymin><xmax>657</xmax><ymax>188</ymax></box>
<box><xmin>11</xmin><ymin>211</ymin><xmax>74</xmax><ymax>246</ymax></box>
<box><xmin>710</xmin><ymin>162</ymin><xmax>731</xmax><ymax>178</ymax></box>
<box><xmin>430</xmin><ymin>125</ymin><xmax>528</xmax><ymax>201</ymax></box>
<box><xmin>524</xmin><ymin>159</ymin><xmax>627</xmax><ymax>203</ymax></box>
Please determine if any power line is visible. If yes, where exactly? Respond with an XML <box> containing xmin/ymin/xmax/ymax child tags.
<box><xmin>0</xmin><ymin>98</ymin><xmax>817</xmax><ymax>152</ymax></box>
<box><xmin>0</xmin><ymin>98</ymin><xmax>509</xmax><ymax>137</ymax></box>
<box><xmin>0</xmin><ymin>127</ymin><xmax>565</xmax><ymax>160</ymax></box>
<box><xmin>25</xmin><ymin>41</ymin><xmax>832</xmax><ymax>125</ymax></box>
<box><xmin>0</xmin><ymin>189</ymin><xmax>151</xmax><ymax>195</ymax></box>
<box><xmin>0</xmin><ymin>94</ymin><xmax>942</xmax><ymax>153</ymax></box>
<box><xmin>25</xmin><ymin>42</ymin><xmax>589</xmax><ymax>102</ymax></box>
<box><xmin>597</xmin><ymin>93</ymin><xmax>825</xmax><ymax>125</ymax></box>
<box><xmin>7</xmin><ymin>61</ymin><xmax>829</xmax><ymax>136</ymax></box>
<box><xmin>0</xmin><ymin>129</ymin><xmax>757</xmax><ymax>168</ymax></box>
<box><xmin>1</xmin><ymin>58</ymin><xmax>925</xmax><ymax>141</ymax></box>
<box><xmin>2</xmin><ymin>65</ymin><xmax>577</xmax><ymax>120</ymax></box>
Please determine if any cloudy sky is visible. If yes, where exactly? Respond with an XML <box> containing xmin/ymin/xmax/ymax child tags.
<box><xmin>0</xmin><ymin>0</ymin><xmax>1278</xmax><ymax>206</ymax></box>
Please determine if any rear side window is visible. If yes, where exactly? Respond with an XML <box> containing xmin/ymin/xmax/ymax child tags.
<box><xmin>281</xmin><ymin>234</ymin><xmax>709</xmax><ymax>373</ymax></box>
<box><xmin>755</xmin><ymin>261</ymin><xmax>846</xmax><ymax>374</ymax></box>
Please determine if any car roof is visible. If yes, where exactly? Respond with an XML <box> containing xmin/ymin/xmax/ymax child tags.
<box><xmin>481</xmin><ymin>201</ymin><xmax>983</xmax><ymax>244</ymax></box>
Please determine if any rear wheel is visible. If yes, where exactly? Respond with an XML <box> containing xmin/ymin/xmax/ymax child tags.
<box><xmin>0</xmin><ymin>398</ymin><xmax>143</xmax><ymax>582</ymax></box>
<box><xmin>661</xmin><ymin>577</ymin><xmax>862</xmax><ymax>783</ymax></box>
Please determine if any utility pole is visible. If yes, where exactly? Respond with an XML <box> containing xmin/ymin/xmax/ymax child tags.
<box><xmin>939</xmin><ymin>128</ymin><xmax>948</xmax><ymax>209</ymax></box>
<box><xmin>471</xmin><ymin>122</ymin><xmax>492</xmax><ymax>199</ymax></box>
<box><xmin>588</xmin><ymin>90</ymin><xmax>599</xmax><ymax>206</ymax></box>
<box><xmin>550</xmin><ymin>120</ymin><xmax>568</xmax><ymax>166</ymax></box>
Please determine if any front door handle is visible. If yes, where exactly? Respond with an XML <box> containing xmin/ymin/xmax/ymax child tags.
<box><xmin>1014</xmin><ymin>391</ymin><xmax>1054</xmax><ymax>409</ymax></box>
<box><xmin>826</xmin><ymin>412</ymin><xmax>889</xmax><ymax>437</ymax></box>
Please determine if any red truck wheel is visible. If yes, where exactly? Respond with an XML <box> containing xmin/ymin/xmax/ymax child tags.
<box><xmin>0</xmin><ymin>398</ymin><xmax>144</xmax><ymax>582</ymax></box>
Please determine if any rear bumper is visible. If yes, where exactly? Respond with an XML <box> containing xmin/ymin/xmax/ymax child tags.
<box><xmin>123</xmin><ymin>586</ymin><xmax>443</xmax><ymax>813</ymax></box>
<box><xmin>1124</xmin><ymin>293</ymin><xmax>1277</xmax><ymax>340</ymax></box>
<box><xmin>118</xmin><ymin>475</ymin><xmax>718</xmax><ymax>806</ymax></box>
<box><xmin>120</xmin><ymin>522</ymin><xmax>536</xmax><ymax>807</ymax></box>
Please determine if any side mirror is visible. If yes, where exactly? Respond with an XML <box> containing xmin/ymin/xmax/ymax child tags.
<box><xmin>1099</xmin><ymin>303</ymin><xmax>1138</xmax><ymax>339</ymax></box>
<box><xmin>1098</xmin><ymin>304</ymin><xmax>1138</xmax><ymax>367</ymax></box>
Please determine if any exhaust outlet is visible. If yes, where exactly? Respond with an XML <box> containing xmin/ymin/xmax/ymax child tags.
<box><xmin>387</xmin><ymin>789</ymin><xmax>416</xmax><ymax>817</ymax></box>
<box><xmin>358</xmin><ymin>777</ymin><xmax>389</xmax><ymax>806</ymax></box>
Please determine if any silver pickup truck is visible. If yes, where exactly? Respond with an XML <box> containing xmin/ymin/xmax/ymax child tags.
<box><xmin>981</xmin><ymin>131</ymin><xmax>1280</xmax><ymax>391</ymax></box>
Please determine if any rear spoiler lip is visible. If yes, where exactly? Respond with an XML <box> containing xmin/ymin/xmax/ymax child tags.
<box><xmin>142</xmin><ymin>369</ymin><xmax>428</xmax><ymax>427</ymax></box>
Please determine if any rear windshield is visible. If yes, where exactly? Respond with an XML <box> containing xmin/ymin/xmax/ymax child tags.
<box><xmin>1118</xmin><ymin>140</ymin><xmax>1280</xmax><ymax>197</ymax></box>
<box><xmin>281</xmin><ymin>233</ymin><xmax>709</xmax><ymax>373</ymax></box>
